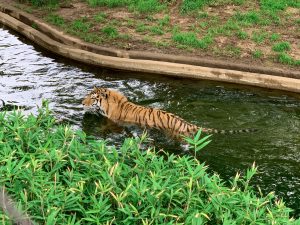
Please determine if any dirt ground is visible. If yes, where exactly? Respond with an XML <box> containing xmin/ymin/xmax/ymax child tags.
<box><xmin>2</xmin><ymin>0</ymin><xmax>300</xmax><ymax>73</ymax></box>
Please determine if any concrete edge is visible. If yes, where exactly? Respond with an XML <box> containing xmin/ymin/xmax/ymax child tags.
<box><xmin>1</xmin><ymin>4</ymin><xmax>299</xmax><ymax>79</ymax></box>
<box><xmin>1</xmin><ymin>11</ymin><xmax>300</xmax><ymax>93</ymax></box>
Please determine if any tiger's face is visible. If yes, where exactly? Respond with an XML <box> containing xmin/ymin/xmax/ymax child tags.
<box><xmin>82</xmin><ymin>87</ymin><xmax>127</xmax><ymax>117</ymax></box>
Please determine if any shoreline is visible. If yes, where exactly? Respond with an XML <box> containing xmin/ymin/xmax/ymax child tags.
<box><xmin>1</xmin><ymin>4</ymin><xmax>300</xmax><ymax>93</ymax></box>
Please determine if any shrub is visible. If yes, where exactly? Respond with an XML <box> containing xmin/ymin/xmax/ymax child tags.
<box><xmin>0</xmin><ymin>105</ymin><xmax>298</xmax><ymax>224</ymax></box>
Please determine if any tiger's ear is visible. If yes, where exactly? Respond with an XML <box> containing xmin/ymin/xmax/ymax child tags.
<box><xmin>93</xmin><ymin>86</ymin><xmax>98</xmax><ymax>91</ymax></box>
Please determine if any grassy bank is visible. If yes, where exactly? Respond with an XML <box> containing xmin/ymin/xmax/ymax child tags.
<box><xmin>10</xmin><ymin>0</ymin><xmax>300</xmax><ymax>70</ymax></box>
<box><xmin>0</xmin><ymin>105</ymin><xmax>299</xmax><ymax>224</ymax></box>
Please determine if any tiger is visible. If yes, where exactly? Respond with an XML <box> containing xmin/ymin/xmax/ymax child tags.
<box><xmin>82</xmin><ymin>87</ymin><xmax>256</xmax><ymax>138</ymax></box>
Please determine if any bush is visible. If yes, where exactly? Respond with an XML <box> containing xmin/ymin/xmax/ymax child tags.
<box><xmin>0</xmin><ymin>106</ymin><xmax>298</xmax><ymax>224</ymax></box>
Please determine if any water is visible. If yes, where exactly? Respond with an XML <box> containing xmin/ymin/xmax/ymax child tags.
<box><xmin>1</xmin><ymin>25</ymin><xmax>300</xmax><ymax>216</ymax></box>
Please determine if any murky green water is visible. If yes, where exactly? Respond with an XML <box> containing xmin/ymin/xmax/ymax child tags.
<box><xmin>1</xmin><ymin>26</ymin><xmax>300</xmax><ymax>216</ymax></box>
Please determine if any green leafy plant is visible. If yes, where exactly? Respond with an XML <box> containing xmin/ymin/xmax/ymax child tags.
<box><xmin>0</xmin><ymin>106</ymin><xmax>299</xmax><ymax>224</ymax></box>
<box><xmin>183</xmin><ymin>129</ymin><xmax>212</xmax><ymax>156</ymax></box>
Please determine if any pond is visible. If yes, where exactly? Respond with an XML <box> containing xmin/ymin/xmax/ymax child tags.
<box><xmin>1</xmin><ymin>25</ymin><xmax>300</xmax><ymax>216</ymax></box>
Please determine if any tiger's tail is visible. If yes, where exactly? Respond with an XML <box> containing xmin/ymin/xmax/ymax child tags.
<box><xmin>201</xmin><ymin>127</ymin><xmax>258</xmax><ymax>134</ymax></box>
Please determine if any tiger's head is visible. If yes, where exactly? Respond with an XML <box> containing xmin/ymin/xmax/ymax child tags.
<box><xmin>82</xmin><ymin>87</ymin><xmax>128</xmax><ymax>117</ymax></box>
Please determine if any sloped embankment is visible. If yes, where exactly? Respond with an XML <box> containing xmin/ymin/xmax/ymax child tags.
<box><xmin>0</xmin><ymin>4</ymin><xmax>300</xmax><ymax>93</ymax></box>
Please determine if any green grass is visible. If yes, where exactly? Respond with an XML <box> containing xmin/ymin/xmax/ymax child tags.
<box><xmin>83</xmin><ymin>33</ymin><xmax>103</xmax><ymax>43</ymax></box>
<box><xmin>270</xmin><ymin>33</ymin><xmax>280</xmax><ymax>42</ymax></box>
<box><xmin>158</xmin><ymin>15</ymin><xmax>170</xmax><ymax>27</ymax></box>
<box><xmin>46</xmin><ymin>14</ymin><xmax>65</xmax><ymax>27</ymax></box>
<box><xmin>181</xmin><ymin>0</ymin><xmax>245</xmax><ymax>14</ymax></box>
<box><xmin>272</xmin><ymin>41</ymin><xmax>291</xmax><ymax>52</ymax></box>
<box><xmin>0</xmin><ymin>105</ymin><xmax>299</xmax><ymax>224</ymax></box>
<box><xmin>93</xmin><ymin>12</ymin><xmax>107</xmax><ymax>23</ymax></box>
<box><xmin>87</xmin><ymin>0</ymin><xmax>166</xmax><ymax>13</ymax></box>
<box><xmin>260</xmin><ymin>0</ymin><xmax>300</xmax><ymax>12</ymax></box>
<box><xmin>101</xmin><ymin>25</ymin><xmax>119</xmax><ymax>38</ymax></box>
<box><xmin>225</xmin><ymin>44</ymin><xmax>241</xmax><ymax>57</ymax></box>
<box><xmin>155</xmin><ymin>41</ymin><xmax>170</xmax><ymax>48</ymax></box>
<box><xmin>130</xmin><ymin>0</ymin><xmax>166</xmax><ymax>13</ymax></box>
<box><xmin>212</xmin><ymin>0</ymin><xmax>245</xmax><ymax>6</ymax></box>
<box><xmin>207</xmin><ymin>19</ymin><xmax>240</xmax><ymax>37</ymax></box>
<box><xmin>150</xmin><ymin>26</ymin><xmax>164</xmax><ymax>35</ymax></box>
<box><xmin>233</xmin><ymin>11</ymin><xmax>261</xmax><ymax>26</ymax></box>
<box><xmin>87</xmin><ymin>0</ymin><xmax>129</xmax><ymax>7</ymax></box>
<box><xmin>172</xmin><ymin>32</ymin><xmax>213</xmax><ymax>49</ymax></box>
<box><xmin>69</xmin><ymin>18</ymin><xmax>91</xmax><ymax>33</ymax></box>
<box><xmin>236</xmin><ymin>30</ymin><xmax>248</xmax><ymax>40</ymax></box>
<box><xmin>276</xmin><ymin>53</ymin><xmax>300</xmax><ymax>66</ymax></box>
<box><xmin>181</xmin><ymin>0</ymin><xmax>211</xmax><ymax>14</ymax></box>
<box><xmin>25</xmin><ymin>0</ymin><xmax>59</xmax><ymax>6</ymax></box>
<box><xmin>136</xmin><ymin>22</ymin><xmax>147</xmax><ymax>32</ymax></box>
<box><xmin>251</xmin><ymin>31</ymin><xmax>268</xmax><ymax>44</ymax></box>
<box><xmin>22</xmin><ymin>0</ymin><xmax>300</xmax><ymax>69</ymax></box>
<box><xmin>252</xmin><ymin>49</ymin><xmax>263</xmax><ymax>58</ymax></box>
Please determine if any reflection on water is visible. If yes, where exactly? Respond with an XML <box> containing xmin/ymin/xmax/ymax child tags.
<box><xmin>1</xmin><ymin>25</ymin><xmax>300</xmax><ymax>216</ymax></box>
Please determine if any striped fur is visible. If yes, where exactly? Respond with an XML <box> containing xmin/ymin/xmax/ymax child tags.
<box><xmin>82</xmin><ymin>88</ymin><xmax>256</xmax><ymax>137</ymax></box>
